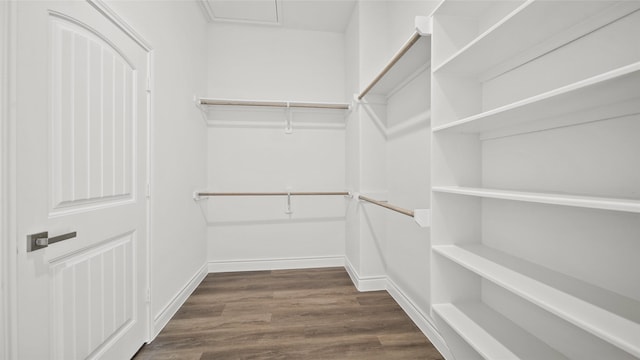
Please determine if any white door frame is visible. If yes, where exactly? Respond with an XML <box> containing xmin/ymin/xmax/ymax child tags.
<box><xmin>1</xmin><ymin>0</ymin><xmax>17</xmax><ymax>358</ymax></box>
<box><xmin>2</xmin><ymin>0</ymin><xmax>156</xmax><ymax>355</ymax></box>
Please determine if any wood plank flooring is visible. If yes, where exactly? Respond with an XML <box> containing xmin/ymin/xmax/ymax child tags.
<box><xmin>133</xmin><ymin>267</ymin><xmax>444</xmax><ymax>360</ymax></box>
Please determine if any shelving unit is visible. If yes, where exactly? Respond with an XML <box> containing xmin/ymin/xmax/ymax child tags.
<box><xmin>432</xmin><ymin>62</ymin><xmax>640</xmax><ymax>135</ymax></box>
<box><xmin>432</xmin><ymin>186</ymin><xmax>640</xmax><ymax>213</ymax></box>
<box><xmin>197</xmin><ymin>97</ymin><xmax>350</xmax><ymax>131</ymax></box>
<box><xmin>430</xmin><ymin>1</ymin><xmax>640</xmax><ymax>359</ymax></box>
<box><xmin>433</xmin><ymin>302</ymin><xmax>568</xmax><ymax>360</ymax></box>
<box><xmin>432</xmin><ymin>1</ymin><xmax>640</xmax><ymax>76</ymax></box>
<box><xmin>357</xmin><ymin>16</ymin><xmax>431</xmax><ymax>99</ymax></box>
<box><xmin>433</xmin><ymin>244</ymin><xmax>640</xmax><ymax>357</ymax></box>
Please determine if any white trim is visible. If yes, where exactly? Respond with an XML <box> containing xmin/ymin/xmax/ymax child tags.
<box><xmin>2</xmin><ymin>1</ymin><xmax>17</xmax><ymax>358</ymax></box>
<box><xmin>87</xmin><ymin>0</ymin><xmax>152</xmax><ymax>51</ymax></box>
<box><xmin>386</xmin><ymin>278</ymin><xmax>453</xmax><ymax>360</ymax></box>
<box><xmin>0</xmin><ymin>1</ymin><xmax>10</xmax><ymax>357</ymax></box>
<box><xmin>343</xmin><ymin>257</ymin><xmax>386</xmax><ymax>292</ymax></box>
<box><xmin>208</xmin><ymin>256</ymin><xmax>345</xmax><ymax>273</ymax></box>
<box><xmin>152</xmin><ymin>263</ymin><xmax>208</xmax><ymax>340</ymax></box>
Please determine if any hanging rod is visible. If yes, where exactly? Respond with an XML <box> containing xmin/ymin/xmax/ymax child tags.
<box><xmin>199</xmin><ymin>98</ymin><xmax>350</xmax><ymax>110</ymax></box>
<box><xmin>358</xmin><ymin>195</ymin><xmax>414</xmax><ymax>217</ymax></box>
<box><xmin>196</xmin><ymin>191</ymin><xmax>350</xmax><ymax>197</ymax></box>
<box><xmin>357</xmin><ymin>31</ymin><xmax>422</xmax><ymax>100</ymax></box>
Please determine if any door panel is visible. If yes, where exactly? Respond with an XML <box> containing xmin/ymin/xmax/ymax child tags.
<box><xmin>49</xmin><ymin>10</ymin><xmax>137</xmax><ymax>214</ymax></box>
<box><xmin>16</xmin><ymin>1</ymin><xmax>149</xmax><ymax>359</ymax></box>
<box><xmin>50</xmin><ymin>232</ymin><xmax>136</xmax><ymax>359</ymax></box>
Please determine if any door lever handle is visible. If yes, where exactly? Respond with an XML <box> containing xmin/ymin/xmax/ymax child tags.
<box><xmin>27</xmin><ymin>231</ymin><xmax>77</xmax><ymax>252</ymax></box>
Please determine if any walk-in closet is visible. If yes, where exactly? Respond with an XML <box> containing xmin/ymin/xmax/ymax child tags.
<box><xmin>2</xmin><ymin>0</ymin><xmax>638</xmax><ymax>359</ymax></box>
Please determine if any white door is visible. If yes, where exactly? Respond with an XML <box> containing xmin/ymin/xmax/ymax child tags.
<box><xmin>15</xmin><ymin>1</ymin><xmax>150</xmax><ymax>359</ymax></box>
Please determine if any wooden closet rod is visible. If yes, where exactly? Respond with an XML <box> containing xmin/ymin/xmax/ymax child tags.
<box><xmin>357</xmin><ymin>31</ymin><xmax>422</xmax><ymax>100</ymax></box>
<box><xmin>199</xmin><ymin>98</ymin><xmax>350</xmax><ymax>110</ymax></box>
<box><xmin>358</xmin><ymin>195</ymin><xmax>415</xmax><ymax>218</ymax></box>
<box><xmin>197</xmin><ymin>191</ymin><xmax>350</xmax><ymax>197</ymax></box>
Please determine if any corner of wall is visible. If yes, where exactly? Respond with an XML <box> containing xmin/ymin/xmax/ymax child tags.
<box><xmin>386</xmin><ymin>277</ymin><xmax>452</xmax><ymax>359</ymax></box>
<box><xmin>152</xmin><ymin>262</ymin><xmax>208</xmax><ymax>340</ymax></box>
<box><xmin>344</xmin><ymin>256</ymin><xmax>386</xmax><ymax>292</ymax></box>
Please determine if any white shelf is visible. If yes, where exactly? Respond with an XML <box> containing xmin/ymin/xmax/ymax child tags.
<box><xmin>433</xmin><ymin>1</ymin><xmax>640</xmax><ymax>76</ymax></box>
<box><xmin>433</xmin><ymin>244</ymin><xmax>640</xmax><ymax>358</ymax></box>
<box><xmin>432</xmin><ymin>62</ymin><xmax>640</xmax><ymax>134</ymax></box>
<box><xmin>198</xmin><ymin>98</ymin><xmax>350</xmax><ymax>110</ymax></box>
<box><xmin>433</xmin><ymin>302</ymin><xmax>568</xmax><ymax>360</ymax></box>
<box><xmin>432</xmin><ymin>186</ymin><xmax>640</xmax><ymax>213</ymax></box>
<box><xmin>358</xmin><ymin>31</ymin><xmax>431</xmax><ymax>99</ymax></box>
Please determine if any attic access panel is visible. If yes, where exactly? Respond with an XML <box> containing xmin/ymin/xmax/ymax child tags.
<box><xmin>201</xmin><ymin>0</ymin><xmax>280</xmax><ymax>25</ymax></box>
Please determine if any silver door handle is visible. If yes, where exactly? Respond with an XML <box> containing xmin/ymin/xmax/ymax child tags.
<box><xmin>27</xmin><ymin>231</ymin><xmax>77</xmax><ymax>252</ymax></box>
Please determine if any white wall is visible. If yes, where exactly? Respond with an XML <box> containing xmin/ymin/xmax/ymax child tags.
<box><xmin>207</xmin><ymin>22</ymin><xmax>345</xmax><ymax>102</ymax></box>
<box><xmin>345</xmin><ymin>5</ymin><xmax>361</xmax><ymax>272</ymax></box>
<box><xmin>385</xmin><ymin>69</ymin><xmax>431</xmax><ymax>314</ymax></box>
<box><xmin>344</xmin><ymin>0</ymin><xmax>437</xmax><ymax>286</ymax></box>
<box><xmin>104</xmin><ymin>0</ymin><xmax>208</xmax><ymax>336</ymax></box>
<box><xmin>205</xmin><ymin>23</ymin><xmax>348</xmax><ymax>271</ymax></box>
<box><xmin>343</xmin><ymin>0</ymin><xmax>440</xmax><ymax>323</ymax></box>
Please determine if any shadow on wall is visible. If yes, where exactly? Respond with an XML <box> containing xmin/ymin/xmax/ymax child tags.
<box><xmin>360</xmin><ymin>204</ymin><xmax>388</xmax><ymax>270</ymax></box>
<box><xmin>359</xmin><ymin>99</ymin><xmax>431</xmax><ymax>140</ymax></box>
<box><xmin>197</xmin><ymin>195</ymin><xmax>350</xmax><ymax>226</ymax></box>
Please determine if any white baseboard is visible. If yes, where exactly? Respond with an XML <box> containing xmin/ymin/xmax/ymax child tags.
<box><xmin>343</xmin><ymin>258</ymin><xmax>386</xmax><ymax>292</ymax></box>
<box><xmin>208</xmin><ymin>255</ymin><xmax>344</xmax><ymax>273</ymax></box>
<box><xmin>386</xmin><ymin>278</ymin><xmax>452</xmax><ymax>360</ymax></box>
<box><xmin>151</xmin><ymin>263</ymin><xmax>208</xmax><ymax>340</ymax></box>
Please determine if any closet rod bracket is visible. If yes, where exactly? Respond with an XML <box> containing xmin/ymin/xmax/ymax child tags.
<box><xmin>415</xmin><ymin>16</ymin><xmax>432</xmax><ymax>36</ymax></box>
<box><xmin>285</xmin><ymin>102</ymin><xmax>293</xmax><ymax>134</ymax></box>
<box><xmin>285</xmin><ymin>191</ymin><xmax>293</xmax><ymax>214</ymax></box>
<box><xmin>413</xmin><ymin>209</ymin><xmax>431</xmax><ymax>228</ymax></box>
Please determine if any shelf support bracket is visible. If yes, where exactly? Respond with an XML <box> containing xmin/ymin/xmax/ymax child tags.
<box><xmin>285</xmin><ymin>191</ymin><xmax>293</xmax><ymax>214</ymax></box>
<box><xmin>285</xmin><ymin>102</ymin><xmax>293</xmax><ymax>134</ymax></box>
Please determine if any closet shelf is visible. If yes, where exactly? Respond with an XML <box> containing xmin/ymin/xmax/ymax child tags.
<box><xmin>433</xmin><ymin>244</ymin><xmax>640</xmax><ymax>358</ymax></box>
<box><xmin>433</xmin><ymin>302</ymin><xmax>568</xmax><ymax>360</ymax></box>
<box><xmin>198</xmin><ymin>98</ymin><xmax>350</xmax><ymax>110</ymax></box>
<box><xmin>432</xmin><ymin>186</ymin><xmax>640</xmax><ymax>213</ymax></box>
<box><xmin>432</xmin><ymin>62</ymin><xmax>640</xmax><ymax>134</ymax></box>
<box><xmin>357</xmin><ymin>17</ymin><xmax>431</xmax><ymax>100</ymax></box>
<box><xmin>432</xmin><ymin>1</ymin><xmax>640</xmax><ymax>76</ymax></box>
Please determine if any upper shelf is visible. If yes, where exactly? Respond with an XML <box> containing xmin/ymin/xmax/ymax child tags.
<box><xmin>432</xmin><ymin>1</ymin><xmax>640</xmax><ymax>77</ymax></box>
<box><xmin>198</xmin><ymin>98</ymin><xmax>350</xmax><ymax>110</ymax></box>
<box><xmin>432</xmin><ymin>186</ymin><xmax>640</xmax><ymax>213</ymax></box>
<box><xmin>433</xmin><ymin>244</ymin><xmax>640</xmax><ymax>358</ymax></box>
<box><xmin>432</xmin><ymin>62</ymin><xmax>640</xmax><ymax>135</ymax></box>
<box><xmin>357</xmin><ymin>16</ymin><xmax>431</xmax><ymax>100</ymax></box>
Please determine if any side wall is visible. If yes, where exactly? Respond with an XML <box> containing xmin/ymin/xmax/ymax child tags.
<box><xmin>205</xmin><ymin>23</ymin><xmax>348</xmax><ymax>271</ymax></box>
<box><xmin>344</xmin><ymin>0</ymin><xmax>446</xmax><ymax>351</ymax></box>
<box><xmin>104</xmin><ymin>0</ymin><xmax>209</xmax><ymax>337</ymax></box>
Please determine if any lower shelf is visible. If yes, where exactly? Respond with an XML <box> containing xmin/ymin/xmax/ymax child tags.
<box><xmin>433</xmin><ymin>244</ymin><xmax>640</xmax><ymax>357</ymax></box>
<box><xmin>433</xmin><ymin>302</ymin><xmax>567</xmax><ymax>360</ymax></box>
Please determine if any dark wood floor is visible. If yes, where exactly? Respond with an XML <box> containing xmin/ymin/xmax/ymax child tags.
<box><xmin>133</xmin><ymin>267</ymin><xmax>444</xmax><ymax>360</ymax></box>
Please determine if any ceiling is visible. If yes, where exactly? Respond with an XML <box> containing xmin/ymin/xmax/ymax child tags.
<box><xmin>200</xmin><ymin>0</ymin><xmax>357</xmax><ymax>33</ymax></box>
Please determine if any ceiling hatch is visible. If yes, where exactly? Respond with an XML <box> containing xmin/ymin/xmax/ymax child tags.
<box><xmin>200</xmin><ymin>0</ymin><xmax>280</xmax><ymax>25</ymax></box>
